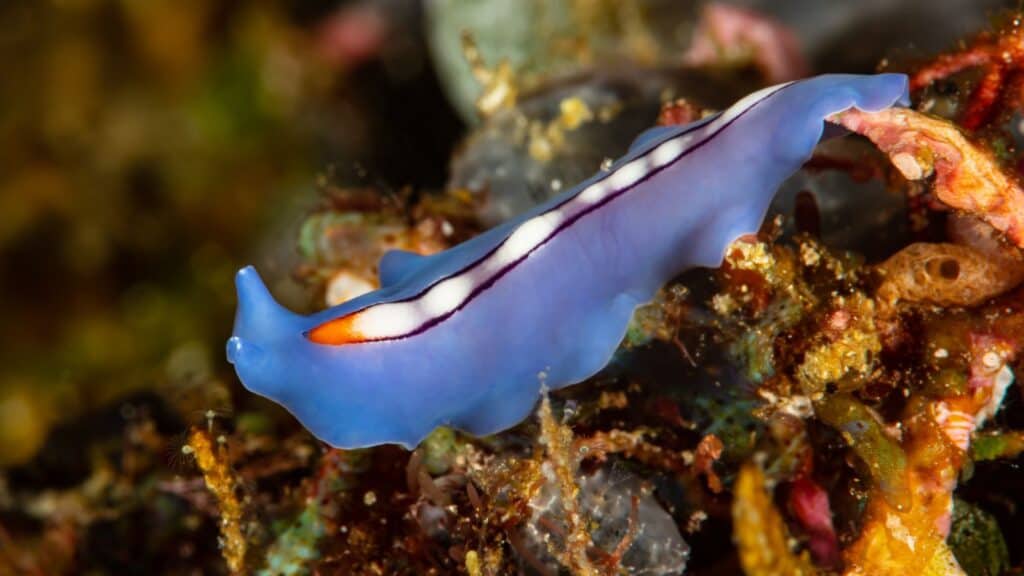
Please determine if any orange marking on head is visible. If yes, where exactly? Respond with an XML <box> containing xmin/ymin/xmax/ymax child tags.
<box><xmin>307</xmin><ymin>314</ymin><xmax>366</xmax><ymax>345</ymax></box>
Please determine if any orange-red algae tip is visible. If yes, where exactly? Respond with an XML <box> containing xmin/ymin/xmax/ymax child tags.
<box><xmin>307</xmin><ymin>314</ymin><xmax>366</xmax><ymax>345</ymax></box>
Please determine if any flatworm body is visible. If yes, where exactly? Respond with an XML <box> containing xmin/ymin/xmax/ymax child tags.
<box><xmin>227</xmin><ymin>74</ymin><xmax>909</xmax><ymax>449</ymax></box>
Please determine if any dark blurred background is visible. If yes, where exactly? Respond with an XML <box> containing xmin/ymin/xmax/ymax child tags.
<box><xmin>0</xmin><ymin>0</ymin><xmax>466</xmax><ymax>467</ymax></box>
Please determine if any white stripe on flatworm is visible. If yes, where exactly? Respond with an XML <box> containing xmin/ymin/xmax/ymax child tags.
<box><xmin>496</xmin><ymin>211</ymin><xmax>565</xmax><ymax>266</ymax></box>
<box><xmin>608</xmin><ymin>159</ymin><xmax>648</xmax><ymax>191</ymax></box>
<box><xmin>648</xmin><ymin>136</ymin><xmax>688</xmax><ymax>169</ymax></box>
<box><xmin>712</xmin><ymin>82</ymin><xmax>793</xmax><ymax>127</ymax></box>
<box><xmin>347</xmin><ymin>82</ymin><xmax>791</xmax><ymax>340</ymax></box>
<box><xmin>354</xmin><ymin>301</ymin><xmax>421</xmax><ymax>335</ymax></box>
<box><xmin>420</xmin><ymin>276</ymin><xmax>475</xmax><ymax>317</ymax></box>
<box><xmin>577</xmin><ymin>180</ymin><xmax>608</xmax><ymax>205</ymax></box>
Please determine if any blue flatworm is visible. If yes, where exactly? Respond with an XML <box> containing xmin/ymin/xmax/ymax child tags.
<box><xmin>227</xmin><ymin>74</ymin><xmax>909</xmax><ymax>448</ymax></box>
